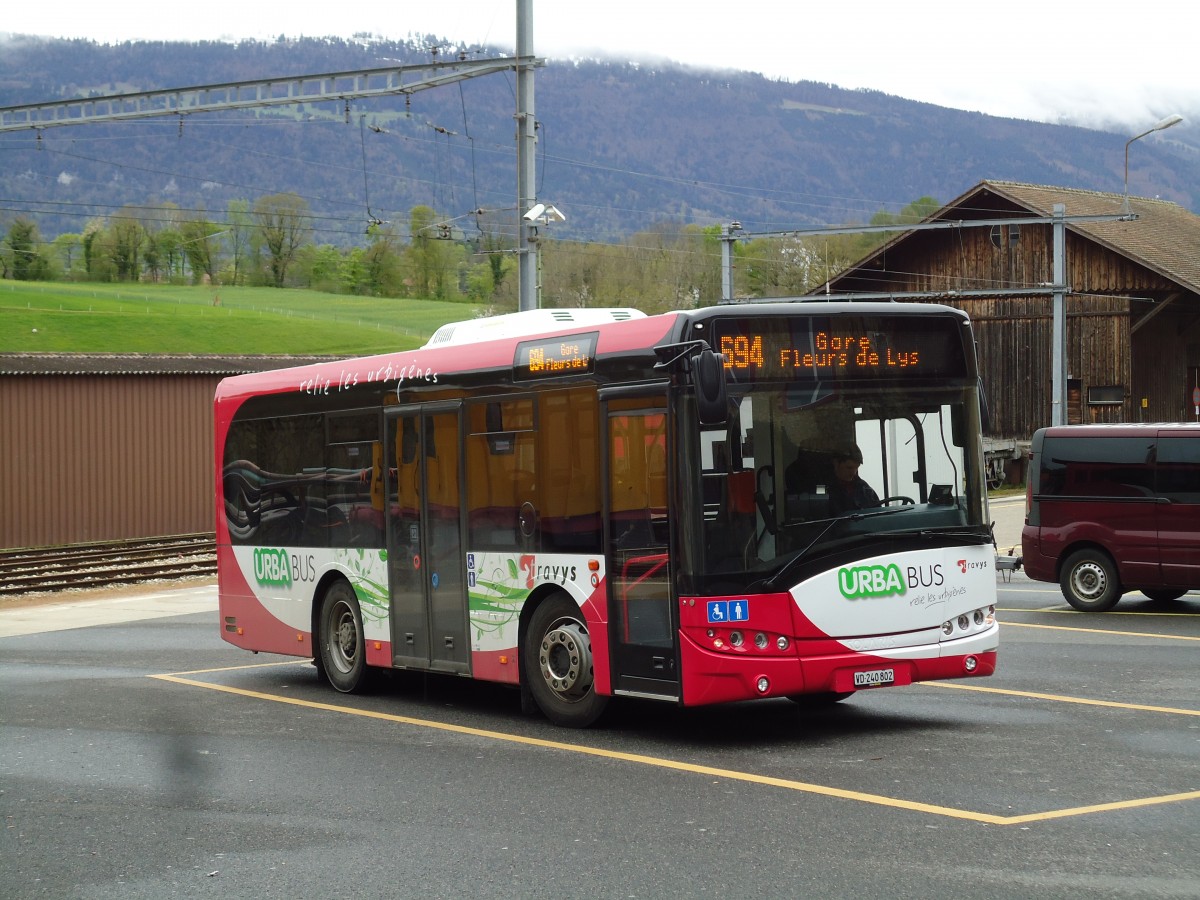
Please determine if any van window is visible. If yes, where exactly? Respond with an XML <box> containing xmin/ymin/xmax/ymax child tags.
<box><xmin>1039</xmin><ymin>436</ymin><xmax>1155</xmax><ymax>498</ymax></box>
<box><xmin>1156</xmin><ymin>437</ymin><xmax>1200</xmax><ymax>503</ymax></box>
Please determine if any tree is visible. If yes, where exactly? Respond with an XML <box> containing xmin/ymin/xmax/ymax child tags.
<box><xmin>360</xmin><ymin>224</ymin><xmax>404</xmax><ymax>296</ymax></box>
<box><xmin>253</xmin><ymin>192</ymin><xmax>311</xmax><ymax>288</ymax></box>
<box><xmin>106</xmin><ymin>208</ymin><xmax>145</xmax><ymax>281</ymax></box>
<box><xmin>52</xmin><ymin>233</ymin><xmax>84</xmax><ymax>279</ymax></box>
<box><xmin>81</xmin><ymin>219</ymin><xmax>112</xmax><ymax>281</ymax></box>
<box><xmin>3</xmin><ymin>218</ymin><xmax>52</xmax><ymax>281</ymax></box>
<box><xmin>299</xmin><ymin>243</ymin><xmax>343</xmax><ymax>292</ymax></box>
<box><xmin>406</xmin><ymin>205</ymin><xmax>465</xmax><ymax>300</ymax></box>
<box><xmin>225</xmin><ymin>199</ymin><xmax>253</xmax><ymax>286</ymax></box>
<box><xmin>180</xmin><ymin>218</ymin><xmax>224</xmax><ymax>285</ymax></box>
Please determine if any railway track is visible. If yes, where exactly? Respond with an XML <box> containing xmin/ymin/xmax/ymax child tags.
<box><xmin>0</xmin><ymin>534</ymin><xmax>217</xmax><ymax>597</ymax></box>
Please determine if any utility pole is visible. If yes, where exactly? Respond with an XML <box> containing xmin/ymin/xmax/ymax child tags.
<box><xmin>1050</xmin><ymin>203</ymin><xmax>1068</xmax><ymax>426</ymax></box>
<box><xmin>515</xmin><ymin>0</ymin><xmax>539</xmax><ymax>311</ymax></box>
<box><xmin>719</xmin><ymin>222</ymin><xmax>741</xmax><ymax>303</ymax></box>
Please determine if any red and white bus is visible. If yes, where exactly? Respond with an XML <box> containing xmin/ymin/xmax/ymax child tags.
<box><xmin>215</xmin><ymin>301</ymin><xmax>998</xmax><ymax>726</ymax></box>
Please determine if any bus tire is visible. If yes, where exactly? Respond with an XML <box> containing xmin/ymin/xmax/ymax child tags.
<box><xmin>1059</xmin><ymin>549</ymin><xmax>1122</xmax><ymax>612</ymax></box>
<box><xmin>524</xmin><ymin>593</ymin><xmax>608</xmax><ymax>728</ymax></box>
<box><xmin>318</xmin><ymin>580</ymin><xmax>371</xmax><ymax>693</ymax></box>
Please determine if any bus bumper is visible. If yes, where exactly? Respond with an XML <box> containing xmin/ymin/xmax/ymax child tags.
<box><xmin>678</xmin><ymin>625</ymin><xmax>998</xmax><ymax>707</ymax></box>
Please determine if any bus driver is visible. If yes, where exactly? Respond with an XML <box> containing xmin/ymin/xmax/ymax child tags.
<box><xmin>828</xmin><ymin>443</ymin><xmax>880</xmax><ymax>515</ymax></box>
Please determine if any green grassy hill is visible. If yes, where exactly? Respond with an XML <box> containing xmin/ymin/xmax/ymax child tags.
<box><xmin>0</xmin><ymin>282</ymin><xmax>479</xmax><ymax>355</ymax></box>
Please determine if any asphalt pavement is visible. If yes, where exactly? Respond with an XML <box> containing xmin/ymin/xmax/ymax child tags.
<box><xmin>988</xmin><ymin>494</ymin><xmax>1025</xmax><ymax>557</ymax></box>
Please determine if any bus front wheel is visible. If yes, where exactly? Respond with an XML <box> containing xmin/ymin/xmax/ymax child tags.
<box><xmin>1060</xmin><ymin>549</ymin><xmax>1122</xmax><ymax>612</ymax></box>
<box><xmin>524</xmin><ymin>594</ymin><xmax>608</xmax><ymax>727</ymax></box>
<box><xmin>318</xmin><ymin>581</ymin><xmax>370</xmax><ymax>693</ymax></box>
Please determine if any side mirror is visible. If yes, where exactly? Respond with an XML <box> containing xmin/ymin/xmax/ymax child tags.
<box><xmin>694</xmin><ymin>349</ymin><xmax>728</xmax><ymax>425</ymax></box>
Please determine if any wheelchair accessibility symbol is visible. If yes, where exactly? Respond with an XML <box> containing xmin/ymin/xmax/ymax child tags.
<box><xmin>707</xmin><ymin>599</ymin><xmax>749</xmax><ymax>624</ymax></box>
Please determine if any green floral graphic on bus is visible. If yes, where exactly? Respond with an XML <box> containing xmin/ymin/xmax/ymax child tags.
<box><xmin>335</xmin><ymin>547</ymin><xmax>389</xmax><ymax>623</ymax></box>
<box><xmin>467</xmin><ymin>554</ymin><xmax>529</xmax><ymax>646</ymax></box>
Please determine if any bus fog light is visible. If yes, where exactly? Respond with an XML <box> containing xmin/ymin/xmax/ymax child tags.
<box><xmin>776</xmin><ymin>636</ymin><xmax>790</xmax><ymax>651</ymax></box>
<box><xmin>964</xmin><ymin>655</ymin><xmax>978</xmax><ymax>673</ymax></box>
<box><xmin>730</xmin><ymin>631</ymin><xmax>744</xmax><ymax>647</ymax></box>
<box><xmin>754</xmin><ymin>632</ymin><xmax>769</xmax><ymax>649</ymax></box>
<box><xmin>756</xmin><ymin>676</ymin><xmax>770</xmax><ymax>694</ymax></box>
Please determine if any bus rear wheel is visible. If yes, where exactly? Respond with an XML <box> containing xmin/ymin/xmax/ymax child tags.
<box><xmin>524</xmin><ymin>594</ymin><xmax>608</xmax><ymax>728</ymax></box>
<box><xmin>1059</xmin><ymin>549</ymin><xmax>1122</xmax><ymax>612</ymax></box>
<box><xmin>318</xmin><ymin>581</ymin><xmax>370</xmax><ymax>693</ymax></box>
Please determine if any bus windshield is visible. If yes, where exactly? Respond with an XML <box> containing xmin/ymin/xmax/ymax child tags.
<box><xmin>690</xmin><ymin>380</ymin><xmax>989</xmax><ymax>589</ymax></box>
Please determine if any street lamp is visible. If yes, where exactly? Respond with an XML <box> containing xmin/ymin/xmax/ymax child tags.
<box><xmin>1123</xmin><ymin>114</ymin><xmax>1183</xmax><ymax>211</ymax></box>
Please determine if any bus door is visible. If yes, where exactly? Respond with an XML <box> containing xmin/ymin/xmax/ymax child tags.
<box><xmin>603</xmin><ymin>395</ymin><xmax>679</xmax><ymax>699</ymax></box>
<box><xmin>384</xmin><ymin>404</ymin><xmax>470</xmax><ymax>675</ymax></box>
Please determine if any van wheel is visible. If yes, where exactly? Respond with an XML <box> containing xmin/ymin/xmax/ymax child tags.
<box><xmin>1141</xmin><ymin>589</ymin><xmax>1186</xmax><ymax>602</ymax></box>
<box><xmin>1059</xmin><ymin>550</ymin><xmax>1122</xmax><ymax>612</ymax></box>
<box><xmin>524</xmin><ymin>593</ymin><xmax>608</xmax><ymax>727</ymax></box>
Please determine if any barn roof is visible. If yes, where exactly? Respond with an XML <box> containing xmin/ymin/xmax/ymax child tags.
<box><xmin>966</xmin><ymin>181</ymin><xmax>1200</xmax><ymax>296</ymax></box>
<box><xmin>0</xmin><ymin>353</ymin><xmax>336</xmax><ymax>376</ymax></box>
<box><xmin>821</xmin><ymin>180</ymin><xmax>1200</xmax><ymax>297</ymax></box>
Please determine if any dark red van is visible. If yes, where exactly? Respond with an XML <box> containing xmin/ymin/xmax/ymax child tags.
<box><xmin>1021</xmin><ymin>424</ymin><xmax>1200</xmax><ymax>611</ymax></box>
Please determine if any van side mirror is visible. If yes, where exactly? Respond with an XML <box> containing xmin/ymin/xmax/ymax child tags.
<box><xmin>694</xmin><ymin>349</ymin><xmax>728</xmax><ymax>426</ymax></box>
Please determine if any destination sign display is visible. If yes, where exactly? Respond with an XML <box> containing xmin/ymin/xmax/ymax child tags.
<box><xmin>709</xmin><ymin>315</ymin><xmax>968</xmax><ymax>382</ymax></box>
<box><xmin>514</xmin><ymin>332</ymin><xmax>598</xmax><ymax>381</ymax></box>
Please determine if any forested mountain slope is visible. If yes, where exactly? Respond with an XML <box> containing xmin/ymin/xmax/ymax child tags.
<box><xmin>1</xmin><ymin>34</ymin><xmax>1196</xmax><ymax>245</ymax></box>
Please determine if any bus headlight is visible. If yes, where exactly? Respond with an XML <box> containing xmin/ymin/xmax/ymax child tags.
<box><xmin>754</xmin><ymin>632</ymin><xmax>769</xmax><ymax>650</ymax></box>
<box><xmin>776</xmin><ymin>636</ymin><xmax>790</xmax><ymax>651</ymax></box>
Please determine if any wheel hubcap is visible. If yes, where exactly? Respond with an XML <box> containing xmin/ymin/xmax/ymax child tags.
<box><xmin>539</xmin><ymin>619</ymin><xmax>593</xmax><ymax>701</ymax></box>
<box><xmin>331</xmin><ymin>602</ymin><xmax>358</xmax><ymax>672</ymax></box>
<box><xmin>1071</xmin><ymin>562</ymin><xmax>1106</xmax><ymax>601</ymax></box>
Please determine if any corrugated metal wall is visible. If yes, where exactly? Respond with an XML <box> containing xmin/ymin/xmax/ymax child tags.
<box><xmin>1</xmin><ymin>375</ymin><xmax>219</xmax><ymax>549</ymax></box>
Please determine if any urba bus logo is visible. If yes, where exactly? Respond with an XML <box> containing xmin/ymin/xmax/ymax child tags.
<box><xmin>838</xmin><ymin>563</ymin><xmax>907</xmax><ymax>599</ymax></box>
<box><xmin>838</xmin><ymin>562</ymin><xmax>945</xmax><ymax>599</ymax></box>
<box><xmin>253</xmin><ymin>548</ymin><xmax>293</xmax><ymax>587</ymax></box>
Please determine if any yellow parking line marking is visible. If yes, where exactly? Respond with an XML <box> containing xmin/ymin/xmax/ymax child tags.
<box><xmin>1002</xmin><ymin>791</ymin><xmax>1200</xmax><ymax>825</ymax></box>
<box><xmin>927</xmin><ymin>681</ymin><xmax>1200</xmax><ymax>716</ymax></box>
<box><xmin>999</xmin><ymin>620</ymin><xmax>1200</xmax><ymax>641</ymax></box>
<box><xmin>163</xmin><ymin>659</ymin><xmax>304</xmax><ymax>676</ymax></box>
<box><xmin>151</xmin><ymin>667</ymin><xmax>1200</xmax><ymax>825</ymax></box>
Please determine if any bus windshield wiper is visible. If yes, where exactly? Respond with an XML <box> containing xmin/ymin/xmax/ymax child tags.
<box><xmin>913</xmin><ymin>528</ymin><xmax>993</xmax><ymax>544</ymax></box>
<box><xmin>843</xmin><ymin>506</ymin><xmax>910</xmax><ymax>522</ymax></box>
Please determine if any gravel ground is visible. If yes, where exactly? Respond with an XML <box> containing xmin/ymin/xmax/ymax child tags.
<box><xmin>0</xmin><ymin>575</ymin><xmax>217</xmax><ymax>610</ymax></box>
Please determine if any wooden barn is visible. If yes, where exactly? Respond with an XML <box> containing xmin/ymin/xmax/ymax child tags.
<box><xmin>817</xmin><ymin>181</ymin><xmax>1200</xmax><ymax>440</ymax></box>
